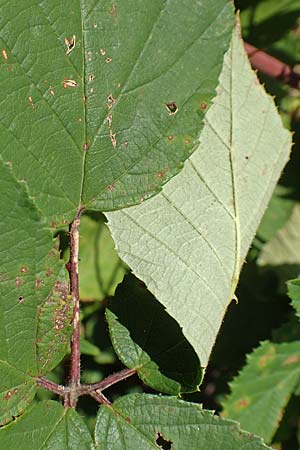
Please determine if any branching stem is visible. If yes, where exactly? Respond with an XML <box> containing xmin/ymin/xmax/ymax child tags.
<box><xmin>36</xmin><ymin>368</ymin><xmax>137</xmax><ymax>405</ymax></box>
<box><xmin>46</xmin><ymin>209</ymin><xmax>138</xmax><ymax>408</ymax></box>
<box><xmin>81</xmin><ymin>368</ymin><xmax>137</xmax><ymax>394</ymax></box>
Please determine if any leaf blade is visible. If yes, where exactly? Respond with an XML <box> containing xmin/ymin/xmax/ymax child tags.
<box><xmin>0</xmin><ymin>400</ymin><xmax>95</xmax><ymax>450</ymax></box>
<box><xmin>106</xmin><ymin>27</ymin><xmax>292</xmax><ymax>366</ymax></box>
<box><xmin>106</xmin><ymin>275</ymin><xmax>202</xmax><ymax>395</ymax></box>
<box><xmin>222</xmin><ymin>340</ymin><xmax>300</xmax><ymax>443</ymax></box>
<box><xmin>94</xmin><ymin>394</ymin><xmax>273</xmax><ymax>449</ymax></box>
<box><xmin>0</xmin><ymin>159</ymin><xmax>68</xmax><ymax>421</ymax></box>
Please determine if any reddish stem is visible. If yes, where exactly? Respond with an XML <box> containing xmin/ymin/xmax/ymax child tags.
<box><xmin>90</xmin><ymin>391</ymin><xmax>112</xmax><ymax>406</ymax></box>
<box><xmin>36</xmin><ymin>377</ymin><xmax>66</xmax><ymax>396</ymax></box>
<box><xmin>81</xmin><ymin>368</ymin><xmax>137</xmax><ymax>394</ymax></box>
<box><xmin>37</xmin><ymin>368</ymin><xmax>137</xmax><ymax>404</ymax></box>
<box><xmin>66</xmin><ymin>206</ymin><xmax>84</xmax><ymax>407</ymax></box>
<box><xmin>244</xmin><ymin>42</ymin><xmax>300</xmax><ymax>88</ymax></box>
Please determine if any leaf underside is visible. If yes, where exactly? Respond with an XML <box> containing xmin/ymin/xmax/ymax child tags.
<box><xmin>106</xmin><ymin>27</ymin><xmax>292</xmax><ymax>367</ymax></box>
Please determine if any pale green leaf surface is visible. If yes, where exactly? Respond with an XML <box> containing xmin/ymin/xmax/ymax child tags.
<box><xmin>287</xmin><ymin>279</ymin><xmax>300</xmax><ymax>320</ymax></box>
<box><xmin>258</xmin><ymin>205</ymin><xmax>300</xmax><ymax>266</ymax></box>
<box><xmin>0</xmin><ymin>0</ymin><xmax>234</xmax><ymax>220</ymax></box>
<box><xmin>222</xmin><ymin>340</ymin><xmax>300</xmax><ymax>444</ymax></box>
<box><xmin>106</xmin><ymin>29</ymin><xmax>292</xmax><ymax>366</ymax></box>
<box><xmin>256</xmin><ymin>185</ymin><xmax>294</xmax><ymax>243</ymax></box>
<box><xmin>0</xmin><ymin>400</ymin><xmax>95</xmax><ymax>450</ymax></box>
<box><xmin>94</xmin><ymin>394</ymin><xmax>272</xmax><ymax>449</ymax></box>
<box><xmin>79</xmin><ymin>214</ymin><xmax>127</xmax><ymax>300</ymax></box>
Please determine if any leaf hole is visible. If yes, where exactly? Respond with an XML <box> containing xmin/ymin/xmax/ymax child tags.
<box><xmin>164</xmin><ymin>102</ymin><xmax>178</xmax><ymax>116</ymax></box>
<box><xmin>156</xmin><ymin>432</ymin><xmax>173</xmax><ymax>449</ymax></box>
<box><xmin>107</xmin><ymin>93</ymin><xmax>116</xmax><ymax>109</ymax></box>
<box><xmin>109</xmin><ymin>3</ymin><xmax>117</xmax><ymax>16</ymax></box>
<box><xmin>64</xmin><ymin>35</ymin><xmax>76</xmax><ymax>55</ymax></box>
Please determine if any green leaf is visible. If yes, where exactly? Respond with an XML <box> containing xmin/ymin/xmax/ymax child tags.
<box><xmin>222</xmin><ymin>341</ymin><xmax>300</xmax><ymax>444</ymax></box>
<box><xmin>106</xmin><ymin>275</ymin><xmax>202</xmax><ymax>395</ymax></box>
<box><xmin>106</xmin><ymin>27</ymin><xmax>292</xmax><ymax>366</ymax></box>
<box><xmin>0</xmin><ymin>400</ymin><xmax>95</xmax><ymax>450</ymax></box>
<box><xmin>0</xmin><ymin>160</ymin><xmax>67</xmax><ymax>423</ymax></box>
<box><xmin>256</xmin><ymin>186</ymin><xmax>294</xmax><ymax>243</ymax></box>
<box><xmin>0</xmin><ymin>0</ymin><xmax>234</xmax><ymax>218</ymax></box>
<box><xmin>258</xmin><ymin>205</ymin><xmax>300</xmax><ymax>267</ymax></box>
<box><xmin>80</xmin><ymin>337</ymin><xmax>101</xmax><ymax>357</ymax></box>
<box><xmin>287</xmin><ymin>279</ymin><xmax>300</xmax><ymax>320</ymax></box>
<box><xmin>94</xmin><ymin>394</ymin><xmax>272</xmax><ymax>449</ymax></box>
<box><xmin>0</xmin><ymin>2</ymin><xmax>234</xmax><ymax>424</ymax></box>
<box><xmin>0</xmin><ymin>363</ymin><xmax>36</xmax><ymax>426</ymax></box>
<box><xmin>79</xmin><ymin>214</ymin><xmax>127</xmax><ymax>301</ymax></box>
<box><xmin>240</xmin><ymin>0</ymin><xmax>300</xmax><ymax>50</ymax></box>
<box><xmin>36</xmin><ymin>268</ymin><xmax>73</xmax><ymax>374</ymax></box>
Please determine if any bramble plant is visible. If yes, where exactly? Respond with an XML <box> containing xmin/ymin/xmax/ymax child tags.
<box><xmin>0</xmin><ymin>0</ymin><xmax>298</xmax><ymax>449</ymax></box>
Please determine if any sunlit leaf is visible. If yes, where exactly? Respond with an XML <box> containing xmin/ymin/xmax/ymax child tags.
<box><xmin>106</xmin><ymin>27</ymin><xmax>292</xmax><ymax>366</ymax></box>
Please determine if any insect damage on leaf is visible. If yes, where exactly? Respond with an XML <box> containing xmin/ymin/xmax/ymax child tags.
<box><xmin>36</xmin><ymin>280</ymin><xmax>72</xmax><ymax>373</ymax></box>
<box><xmin>164</xmin><ymin>102</ymin><xmax>178</xmax><ymax>115</ymax></box>
<box><xmin>2</xmin><ymin>49</ymin><xmax>8</xmax><ymax>61</ymax></box>
<box><xmin>62</xmin><ymin>78</ymin><xmax>78</xmax><ymax>88</ymax></box>
<box><xmin>107</xmin><ymin>93</ymin><xmax>117</xmax><ymax>110</ymax></box>
<box><xmin>64</xmin><ymin>35</ymin><xmax>76</xmax><ymax>55</ymax></box>
<box><xmin>156</xmin><ymin>432</ymin><xmax>173</xmax><ymax>449</ymax></box>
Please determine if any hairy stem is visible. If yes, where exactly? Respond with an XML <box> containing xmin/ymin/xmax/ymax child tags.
<box><xmin>36</xmin><ymin>377</ymin><xmax>66</xmax><ymax>396</ymax></box>
<box><xmin>81</xmin><ymin>368</ymin><xmax>137</xmax><ymax>394</ymax></box>
<box><xmin>37</xmin><ymin>368</ymin><xmax>137</xmax><ymax>404</ymax></box>
<box><xmin>66</xmin><ymin>206</ymin><xmax>84</xmax><ymax>407</ymax></box>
